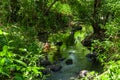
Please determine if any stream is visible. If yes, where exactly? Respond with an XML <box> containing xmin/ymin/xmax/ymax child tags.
<box><xmin>47</xmin><ymin>45</ymin><xmax>91</xmax><ymax>80</ymax></box>
<box><xmin>46</xmin><ymin>31</ymin><xmax>102</xmax><ymax>80</ymax></box>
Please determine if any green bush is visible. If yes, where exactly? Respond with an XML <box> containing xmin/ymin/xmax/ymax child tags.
<box><xmin>95</xmin><ymin>60</ymin><xmax>120</xmax><ymax>80</ymax></box>
<box><xmin>0</xmin><ymin>25</ymin><xmax>44</xmax><ymax>80</ymax></box>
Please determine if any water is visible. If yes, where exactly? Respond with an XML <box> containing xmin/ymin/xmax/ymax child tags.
<box><xmin>47</xmin><ymin>44</ymin><xmax>93</xmax><ymax>80</ymax></box>
<box><xmin>46</xmin><ymin>32</ymin><xmax>102</xmax><ymax>80</ymax></box>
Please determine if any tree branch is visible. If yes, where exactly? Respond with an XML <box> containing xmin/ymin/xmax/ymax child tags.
<box><xmin>44</xmin><ymin>0</ymin><xmax>58</xmax><ymax>15</ymax></box>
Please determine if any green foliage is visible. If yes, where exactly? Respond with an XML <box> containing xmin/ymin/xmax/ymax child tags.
<box><xmin>89</xmin><ymin>14</ymin><xmax>120</xmax><ymax>80</ymax></box>
<box><xmin>48</xmin><ymin>30</ymin><xmax>70</xmax><ymax>42</ymax></box>
<box><xmin>91</xmin><ymin>20</ymin><xmax>120</xmax><ymax>63</ymax></box>
<box><xmin>80</xmin><ymin>60</ymin><xmax>120</xmax><ymax>80</ymax></box>
<box><xmin>0</xmin><ymin>0</ymin><xmax>120</xmax><ymax>80</ymax></box>
<box><xmin>95</xmin><ymin>60</ymin><xmax>120</xmax><ymax>80</ymax></box>
<box><xmin>52</xmin><ymin>1</ymin><xmax>72</xmax><ymax>15</ymax></box>
<box><xmin>0</xmin><ymin>45</ymin><xmax>23</xmax><ymax>79</ymax></box>
<box><xmin>0</xmin><ymin>25</ymin><xmax>44</xmax><ymax>80</ymax></box>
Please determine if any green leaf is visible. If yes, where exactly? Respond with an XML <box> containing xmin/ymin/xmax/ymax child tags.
<box><xmin>0</xmin><ymin>52</ymin><xmax>4</xmax><ymax>57</ymax></box>
<box><xmin>40</xmin><ymin>67</ymin><xmax>45</xmax><ymax>70</ymax></box>
<box><xmin>14</xmin><ymin>74</ymin><xmax>24</xmax><ymax>80</ymax></box>
<box><xmin>0</xmin><ymin>30</ymin><xmax>3</xmax><ymax>35</ymax></box>
<box><xmin>14</xmin><ymin>60</ymin><xmax>27</xmax><ymax>67</ymax></box>
<box><xmin>3</xmin><ymin>32</ymin><xmax>9</xmax><ymax>35</ymax></box>
<box><xmin>1</xmin><ymin>72</ymin><xmax>10</xmax><ymax>77</ymax></box>
<box><xmin>39</xmin><ymin>72</ymin><xmax>43</xmax><ymax>77</ymax></box>
<box><xmin>8</xmin><ymin>40</ymin><xmax>14</xmax><ymax>44</ymax></box>
<box><xmin>3</xmin><ymin>45</ymin><xmax>8</xmax><ymax>53</ymax></box>
<box><xmin>5</xmin><ymin>58</ymin><xmax>12</xmax><ymax>65</ymax></box>
<box><xmin>21</xmin><ymin>68</ymin><xmax>26</xmax><ymax>72</ymax></box>
<box><xmin>19</xmin><ymin>48</ymin><xmax>27</xmax><ymax>52</ymax></box>
<box><xmin>32</xmin><ymin>67</ymin><xmax>40</xmax><ymax>74</ymax></box>
<box><xmin>7</xmin><ymin>51</ymin><xmax>15</xmax><ymax>58</ymax></box>
<box><xmin>0</xmin><ymin>58</ymin><xmax>5</xmax><ymax>66</ymax></box>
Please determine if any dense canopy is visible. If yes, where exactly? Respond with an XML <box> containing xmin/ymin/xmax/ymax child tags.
<box><xmin>0</xmin><ymin>0</ymin><xmax>120</xmax><ymax>80</ymax></box>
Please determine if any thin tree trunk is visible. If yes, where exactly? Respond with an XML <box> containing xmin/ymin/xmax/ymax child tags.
<box><xmin>92</xmin><ymin>0</ymin><xmax>101</xmax><ymax>34</ymax></box>
<box><xmin>44</xmin><ymin>0</ymin><xmax>58</xmax><ymax>15</ymax></box>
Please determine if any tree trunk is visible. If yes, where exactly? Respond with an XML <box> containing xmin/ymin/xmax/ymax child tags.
<box><xmin>92</xmin><ymin>0</ymin><xmax>101</xmax><ymax>34</ymax></box>
<box><xmin>44</xmin><ymin>0</ymin><xmax>58</xmax><ymax>15</ymax></box>
<box><xmin>82</xmin><ymin>0</ymin><xmax>107</xmax><ymax>49</ymax></box>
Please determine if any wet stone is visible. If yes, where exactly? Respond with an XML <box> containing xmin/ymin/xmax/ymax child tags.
<box><xmin>40</xmin><ymin>59</ymin><xmax>51</xmax><ymax>66</ymax></box>
<box><xmin>65</xmin><ymin>59</ymin><xmax>73</xmax><ymax>65</ymax></box>
<box><xmin>49</xmin><ymin>65</ymin><xmax>62</xmax><ymax>72</ymax></box>
<box><xmin>41</xmin><ymin>68</ymin><xmax>51</xmax><ymax>75</ymax></box>
<box><xmin>78</xmin><ymin>70</ymin><xmax>88</xmax><ymax>78</ymax></box>
<box><xmin>86</xmin><ymin>52</ymin><xmax>98</xmax><ymax>63</ymax></box>
<box><xmin>58</xmin><ymin>58</ymin><xmax>65</xmax><ymax>61</ymax></box>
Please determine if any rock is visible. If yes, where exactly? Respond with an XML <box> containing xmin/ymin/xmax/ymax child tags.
<box><xmin>72</xmin><ymin>26</ymin><xmax>82</xmax><ymax>32</ymax></box>
<box><xmin>58</xmin><ymin>58</ymin><xmax>65</xmax><ymax>61</ymax></box>
<box><xmin>49</xmin><ymin>65</ymin><xmax>62</xmax><ymax>72</ymax></box>
<box><xmin>86</xmin><ymin>52</ymin><xmax>98</xmax><ymax>63</ymax></box>
<box><xmin>40</xmin><ymin>59</ymin><xmax>51</xmax><ymax>66</ymax></box>
<box><xmin>78</xmin><ymin>70</ymin><xmax>88</xmax><ymax>78</ymax></box>
<box><xmin>41</xmin><ymin>68</ymin><xmax>51</xmax><ymax>75</ymax></box>
<box><xmin>55</xmin><ymin>41</ymin><xmax>63</xmax><ymax>46</ymax></box>
<box><xmin>65</xmin><ymin>59</ymin><xmax>73</xmax><ymax>65</ymax></box>
<box><xmin>41</xmin><ymin>64</ymin><xmax>62</xmax><ymax>74</ymax></box>
<box><xmin>68</xmin><ymin>52</ymin><xmax>73</xmax><ymax>54</ymax></box>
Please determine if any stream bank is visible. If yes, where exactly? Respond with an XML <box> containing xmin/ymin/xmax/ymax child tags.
<box><xmin>46</xmin><ymin>42</ymin><xmax>103</xmax><ymax>80</ymax></box>
<box><xmin>40</xmin><ymin>27</ymin><xmax>103</xmax><ymax>80</ymax></box>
